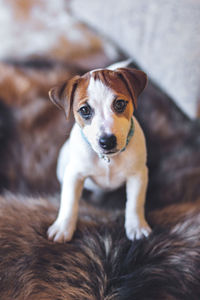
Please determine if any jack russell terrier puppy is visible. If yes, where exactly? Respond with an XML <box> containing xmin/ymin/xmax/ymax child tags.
<box><xmin>47</xmin><ymin>60</ymin><xmax>151</xmax><ymax>243</ymax></box>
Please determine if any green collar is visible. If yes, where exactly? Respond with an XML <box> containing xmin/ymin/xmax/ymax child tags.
<box><xmin>121</xmin><ymin>117</ymin><xmax>134</xmax><ymax>152</ymax></box>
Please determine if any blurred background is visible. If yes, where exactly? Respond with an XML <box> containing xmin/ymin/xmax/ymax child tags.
<box><xmin>0</xmin><ymin>0</ymin><xmax>199</xmax><ymax>210</ymax></box>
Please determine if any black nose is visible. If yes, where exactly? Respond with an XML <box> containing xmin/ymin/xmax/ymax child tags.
<box><xmin>99</xmin><ymin>134</ymin><xmax>117</xmax><ymax>151</ymax></box>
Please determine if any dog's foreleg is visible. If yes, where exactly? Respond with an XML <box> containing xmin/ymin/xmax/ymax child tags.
<box><xmin>125</xmin><ymin>165</ymin><xmax>151</xmax><ymax>240</ymax></box>
<box><xmin>47</xmin><ymin>165</ymin><xmax>84</xmax><ymax>243</ymax></box>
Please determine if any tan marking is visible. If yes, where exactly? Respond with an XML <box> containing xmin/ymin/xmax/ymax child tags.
<box><xmin>72</xmin><ymin>75</ymin><xmax>90</xmax><ymax>128</ymax></box>
<box><xmin>113</xmin><ymin>100</ymin><xmax>133</xmax><ymax>121</ymax></box>
<box><xmin>111</xmin><ymin>92</ymin><xmax>133</xmax><ymax>121</ymax></box>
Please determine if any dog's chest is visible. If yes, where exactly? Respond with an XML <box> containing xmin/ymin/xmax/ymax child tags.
<box><xmin>89</xmin><ymin>156</ymin><xmax>128</xmax><ymax>190</ymax></box>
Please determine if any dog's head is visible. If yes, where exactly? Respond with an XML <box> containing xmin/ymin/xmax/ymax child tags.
<box><xmin>49</xmin><ymin>67</ymin><xmax>147</xmax><ymax>156</ymax></box>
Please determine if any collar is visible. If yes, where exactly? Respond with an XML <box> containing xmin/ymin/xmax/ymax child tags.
<box><xmin>80</xmin><ymin>117</ymin><xmax>135</xmax><ymax>162</ymax></box>
<box><xmin>121</xmin><ymin>117</ymin><xmax>134</xmax><ymax>152</ymax></box>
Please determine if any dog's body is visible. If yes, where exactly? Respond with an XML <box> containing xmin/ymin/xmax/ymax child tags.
<box><xmin>48</xmin><ymin>61</ymin><xmax>151</xmax><ymax>242</ymax></box>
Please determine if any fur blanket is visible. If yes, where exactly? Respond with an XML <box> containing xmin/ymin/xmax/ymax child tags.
<box><xmin>0</xmin><ymin>194</ymin><xmax>200</xmax><ymax>299</ymax></box>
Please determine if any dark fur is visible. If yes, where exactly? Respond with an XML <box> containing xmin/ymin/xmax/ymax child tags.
<box><xmin>0</xmin><ymin>100</ymin><xmax>20</xmax><ymax>192</ymax></box>
<box><xmin>137</xmin><ymin>79</ymin><xmax>200</xmax><ymax>210</ymax></box>
<box><xmin>0</xmin><ymin>194</ymin><xmax>200</xmax><ymax>299</ymax></box>
<box><xmin>0</xmin><ymin>61</ymin><xmax>79</xmax><ymax>193</ymax></box>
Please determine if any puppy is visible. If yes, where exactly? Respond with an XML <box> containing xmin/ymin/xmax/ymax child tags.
<box><xmin>47</xmin><ymin>61</ymin><xmax>151</xmax><ymax>242</ymax></box>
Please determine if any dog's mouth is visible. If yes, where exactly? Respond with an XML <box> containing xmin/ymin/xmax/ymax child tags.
<box><xmin>101</xmin><ymin>149</ymin><xmax>119</xmax><ymax>156</ymax></box>
<box><xmin>105</xmin><ymin>150</ymin><xmax>117</xmax><ymax>154</ymax></box>
<box><xmin>97</xmin><ymin>149</ymin><xmax>119</xmax><ymax>161</ymax></box>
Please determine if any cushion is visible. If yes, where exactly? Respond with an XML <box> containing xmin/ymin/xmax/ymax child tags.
<box><xmin>71</xmin><ymin>0</ymin><xmax>200</xmax><ymax>119</ymax></box>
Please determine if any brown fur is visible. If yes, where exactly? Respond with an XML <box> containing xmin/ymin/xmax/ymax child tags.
<box><xmin>136</xmin><ymin>78</ymin><xmax>200</xmax><ymax>210</ymax></box>
<box><xmin>113</xmin><ymin>100</ymin><xmax>133</xmax><ymax>121</ymax></box>
<box><xmin>0</xmin><ymin>61</ymin><xmax>81</xmax><ymax>193</ymax></box>
<box><xmin>89</xmin><ymin>68</ymin><xmax>147</xmax><ymax>109</ymax></box>
<box><xmin>0</xmin><ymin>193</ymin><xmax>200</xmax><ymax>299</ymax></box>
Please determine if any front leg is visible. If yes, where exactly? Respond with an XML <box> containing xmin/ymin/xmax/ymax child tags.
<box><xmin>47</xmin><ymin>165</ymin><xmax>84</xmax><ymax>243</ymax></box>
<box><xmin>125</xmin><ymin>165</ymin><xmax>151</xmax><ymax>240</ymax></box>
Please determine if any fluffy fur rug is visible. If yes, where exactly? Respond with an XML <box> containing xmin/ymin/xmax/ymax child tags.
<box><xmin>0</xmin><ymin>193</ymin><xmax>200</xmax><ymax>300</ymax></box>
<box><xmin>0</xmin><ymin>61</ymin><xmax>77</xmax><ymax>193</ymax></box>
<box><xmin>137</xmin><ymin>80</ymin><xmax>200</xmax><ymax>210</ymax></box>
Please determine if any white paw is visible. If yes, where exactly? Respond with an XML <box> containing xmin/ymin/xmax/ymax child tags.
<box><xmin>125</xmin><ymin>219</ymin><xmax>152</xmax><ymax>241</ymax></box>
<box><xmin>47</xmin><ymin>218</ymin><xmax>76</xmax><ymax>243</ymax></box>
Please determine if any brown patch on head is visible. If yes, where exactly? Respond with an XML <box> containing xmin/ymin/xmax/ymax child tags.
<box><xmin>90</xmin><ymin>68</ymin><xmax>147</xmax><ymax>116</ymax></box>
<box><xmin>115</xmin><ymin>68</ymin><xmax>147</xmax><ymax>109</ymax></box>
<box><xmin>91</xmin><ymin>70</ymin><xmax>134</xmax><ymax>122</ymax></box>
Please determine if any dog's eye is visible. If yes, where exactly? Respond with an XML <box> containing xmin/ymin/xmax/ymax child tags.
<box><xmin>78</xmin><ymin>104</ymin><xmax>92</xmax><ymax>120</ymax></box>
<box><xmin>113</xmin><ymin>99</ymin><xmax>128</xmax><ymax>113</ymax></box>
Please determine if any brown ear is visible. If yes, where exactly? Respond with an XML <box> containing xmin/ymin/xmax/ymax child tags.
<box><xmin>49</xmin><ymin>75</ymin><xmax>80</xmax><ymax>119</ymax></box>
<box><xmin>116</xmin><ymin>68</ymin><xmax>147</xmax><ymax>109</ymax></box>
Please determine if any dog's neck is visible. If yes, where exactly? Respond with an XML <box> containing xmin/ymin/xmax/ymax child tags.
<box><xmin>80</xmin><ymin>117</ymin><xmax>135</xmax><ymax>163</ymax></box>
<box><xmin>121</xmin><ymin>117</ymin><xmax>134</xmax><ymax>152</ymax></box>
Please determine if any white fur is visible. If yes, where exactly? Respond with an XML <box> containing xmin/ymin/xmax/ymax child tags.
<box><xmin>90</xmin><ymin>58</ymin><xmax>132</xmax><ymax>74</ymax></box>
<box><xmin>83</xmin><ymin>78</ymin><xmax>130</xmax><ymax>155</ymax></box>
<box><xmin>107</xmin><ymin>58</ymin><xmax>133</xmax><ymax>70</ymax></box>
<box><xmin>48</xmin><ymin>75</ymin><xmax>151</xmax><ymax>243</ymax></box>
